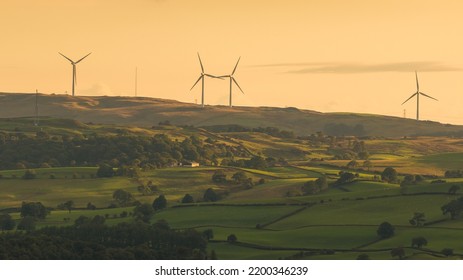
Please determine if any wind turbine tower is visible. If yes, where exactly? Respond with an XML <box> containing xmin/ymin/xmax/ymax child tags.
<box><xmin>219</xmin><ymin>57</ymin><xmax>244</xmax><ymax>107</ymax></box>
<box><xmin>59</xmin><ymin>52</ymin><xmax>92</xmax><ymax>96</ymax></box>
<box><xmin>190</xmin><ymin>53</ymin><xmax>222</xmax><ymax>107</ymax></box>
<box><xmin>401</xmin><ymin>71</ymin><xmax>438</xmax><ymax>121</ymax></box>
<box><xmin>34</xmin><ymin>89</ymin><xmax>39</xmax><ymax>126</ymax></box>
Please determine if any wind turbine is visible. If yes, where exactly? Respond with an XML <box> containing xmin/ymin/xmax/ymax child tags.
<box><xmin>219</xmin><ymin>57</ymin><xmax>244</xmax><ymax>107</ymax></box>
<box><xmin>59</xmin><ymin>52</ymin><xmax>92</xmax><ymax>96</ymax></box>
<box><xmin>190</xmin><ymin>53</ymin><xmax>221</xmax><ymax>107</ymax></box>
<box><xmin>401</xmin><ymin>71</ymin><xmax>438</xmax><ymax>121</ymax></box>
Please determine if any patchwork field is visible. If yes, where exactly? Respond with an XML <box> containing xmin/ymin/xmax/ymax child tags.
<box><xmin>1</xmin><ymin>116</ymin><xmax>463</xmax><ymax>260</ymax></box>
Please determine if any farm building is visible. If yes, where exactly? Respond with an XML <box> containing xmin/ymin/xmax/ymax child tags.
<box><xmin>182</xmin><ymin>161</ymin><xmax>200</xmax><ymax>167</ymax></box>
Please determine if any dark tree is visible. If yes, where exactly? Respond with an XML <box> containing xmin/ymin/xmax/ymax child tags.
<box><xmin>86</xmin><ymin>202</ymin><xmax>96</xmax><ymax>210</ymax></box>
<box><xmin>74</xmin><ymin>215</ymin><xmax>91</xmax><ymax>227</ymax></box>
<box><xmin>409</xmin><ymin>212</ymin><xmax>426</xmax><ymax>227</ymax></box>
<box><xmin>212</xmin><ymin>170</ymin><xmax>227</xmax><ymax>183</ymax></box>
<box><xmin>152</xmin><ymin>195</ymin><xmax>167</xmax><ymax>211</ymax></box>
<box><xmin>96</xmin><ymin>163</ymin><xmax>115</xmax><ymax>178</ymax></box>
<box><xmin>0</xmin><ymin>214</ymin><xmax>15</xmax><ymax>231</ymax></box>
<box><xmin>336</xmin><ymin>172</ymin><xmax>355</xmax><ymax>185</ymax></box>
<box><xmin>448</xmin><ymin>185</ymin><xmax>461</xmax><ymax>195</ymax></box>
<box><xmin>377</xmin><ymin>222</ymin><xmax>395</xmax><ymax>239</ymax></box>
<box><xmin>20</xmin><ymin>202</ymin><xmax>48</xmax><ymax>219</ymax></box>
<box><xmin>134</xmin><ymin>203</ymin><xmax>155</xmax><ymax>223</ymax></box>
<box><xmin>202</xmin><ymin>229</ymin><xmax>214</xmax><ymax>241</ymax></box>
<box><xmin>182</xmin><ymin>194</ymin><xmax>194</xmax><ymax>204</ymax></box>
<box><xmin>17</xmin><ymin>216</ymin><xmax>36</xmax><ymax>231</ymax></box>
<box><xmin>381</xmin><ymin>167</ymin><xmax>398</xmax><ymax>183</ymax></box>
<box><xmin>401</xmin><ymin>174</ymin><xmax>415</xmax><ymax>186</ymax></box>
<box><xmin>203</xmin><ymin>188</ymin><xmax>219</xmax><ymax>202</ymax></box>
<box><xmin>390</xmin><ymin>247</ymin><xmax>405</xmax><ymax>260</ymax></box>
<box><xmin>112</xmin><ymin>189</ymin><xmax>134</xmax><ymax>206</ymax></box>
<box><xmin>63</xmin><ymin>200</ymin><xmax>74</xmax><ymax>213</ymax></box>
<box><xmin>227</xmin><ymin>234</ymin><xmax>237</xmax><ymax>243</ymax></box>
<box><xmin>232</xmin><ymin>171</ymin><xmax>248</xmax><ymax>184</ymax></box>
<box><xmin>356</xmin><ymin>253</ymin><xmax>370</xmax><ymax>260</ymax></box>
<box><xmin>441</xmin><ymin>248</ymin><xmax>454</xmax><ymax>257</ymax></box>
<box><xmin>411</xmin><ymin>237</ymin><xmax>428</xmax><ymax>248</ymax></box>
<box><xmin>441</xmin><ymin>197</ymin><xmax>463</xmax><ymax>219</ymax></box>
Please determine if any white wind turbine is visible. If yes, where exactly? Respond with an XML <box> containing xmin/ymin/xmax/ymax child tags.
<box><xmin>59</xmin><ymin>52</ymin><xmax>92</xmax><ymax>96</ymax></box>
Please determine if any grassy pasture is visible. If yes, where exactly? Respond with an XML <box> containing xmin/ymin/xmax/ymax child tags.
<box><xmin>365</xmin><ymin>227</ymin><xmax>463</xmax><ymax>254</ymax></box>
<box><xmin>9</xmin><ymin>207</ymin><xmax>135</xmax><ymax>228</ymax></box>
<box><xmin>0</xmin><ymin>171</ymin><xmax>138</xmax><ymax>208</ymax></box>
<box><xmin>206</xmin><ymin>226</ymin><xmax>377</xmax><ymax>250</ymax></box>
<box><xmin>416</xmin><ymin>152</ymin><xmax>463</xmax><ymax>170</ymax></box>
<box><xmin>154</xmin><ymin>205</ymin><xmax>301</xmax><ymax>229</ymax></box>
<box><xmin>270</xmin><ymin>194</ymin><xmax>450</xmax><ymax>229</ymax></box>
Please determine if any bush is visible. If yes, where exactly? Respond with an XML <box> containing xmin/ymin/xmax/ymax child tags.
<box><xmin>96</xmin><ymin>164</ymin><xmax>115</xmax><ymax>178</ymax></box>
<box><xmin>181</xmin><ymin>194</ymin><xmax>194</xmax><ymax>204</ymax></box>
<box><xmin>377</xmin><ymin>222</ymin><xmax>395</xmax><ymax>239</ymax></box>
<box><xmin>0</xmin><ymin>214</ymin><xmax>16</xmax><ymax>230</ymax></box>
<box><xmin>227</xmin><ymin>234</ymin><xmax>237</xmax><ymax>243</ymax></box>
<box><xmin>203</xmin><ymin>188</ymin><xmax>219</xmax><ymax>202</ymax></box>
<box><xmin>442</xmin><ymin>248</ymin><xmax>454</xmax><ymax>256</ymax></box>
<box><xmin>17</xmin><ymin>216</ymin><xmax>36</xmax><ymax>231</ymax></box>
<box><xmin>381</xmin><ymin>167</ymin><xmax>398</xmax><ymax>183</ymax></box>
<box><xmin>23</xmin><ymin>169</ymin><xmax>37</xmax><ymax>180</ymax></box>
<box><xmin>212</xmin><ymin>170</ymin><xmax>227</xmax><ymax>183</ymax></box>
<box><xmin>152</xmin><ymin>195</ymin><xmax>167</xmax><ymax>211</ymax></box>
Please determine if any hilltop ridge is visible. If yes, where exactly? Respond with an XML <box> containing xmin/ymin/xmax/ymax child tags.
<box><xmin>0</xmin><ymin>92</ymin><xmax>462</xmax><ymax>137</ymax></box>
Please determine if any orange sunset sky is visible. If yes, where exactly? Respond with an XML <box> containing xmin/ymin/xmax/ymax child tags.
<box><xmin>1</xmin><ymin>0</ymin><xmax>463</xmax><ymax>124</ymax></box>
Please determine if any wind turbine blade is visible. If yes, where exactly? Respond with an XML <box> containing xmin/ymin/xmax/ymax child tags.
<box><xmin>419</xmin><ymin>92</ymin><xmax>438</xmax><ymax>101</ymax></box>
<box><xmin>75</xmin><ymin>52</ymin><xmax>92</xmax><ymax>64</ymax></box>
<box><xmin>59</xmin><ymin>52</ymin><xmax>74</xmax><ymax>63</ymax></box>
<box><xmin>415</xmin><ymin>71</ymin><xmax>419</xmax><ymax>92</ymax></box>
<box><xmin>197</xmin><ymin>53</ymin><xmax>204</xmax><ymax>73</ymax></box>
<box><xmin>74</xmin><ymin>68</ymin><xmax>77</xmax><ymax>85</ymax></box>
<box><xmin>232</xmin><ymin>77</ymin><xmax>244</xmax><ymax>94</ymax></box>
<box><xmin>217</xmin><ymin>75</ymin><xmax>230</xmax><ymax>78</ymax></box>
<box><xmin>190</xmin><ymin>76</ymin><xmax>202</xmax><ymax>90</ymax></box>
<box><xmin>401</xmin><ymin>92</ymin><xmax>417</xmax><ymax>105</ymax></box>
<box><xmin>232</xmin><ymin>57</ymin><xmax>241</xmax><ymax>75</ymax></box>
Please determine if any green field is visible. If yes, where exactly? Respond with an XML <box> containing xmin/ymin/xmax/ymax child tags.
<box><xmin>2</xmin><ymin>116</ymin><xmax>463</xmax><ymax>259</ymax></box>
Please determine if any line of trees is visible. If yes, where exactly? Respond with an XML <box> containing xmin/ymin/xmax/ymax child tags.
<box><xmin>0</xmin><ymin>220</ymin><xmax>208</xmax><ymax>260</ymax></box>
<box><xmin>0</xmin><ymin>133</ymin><xmax>248</xmax><ymax>170</ymax></box>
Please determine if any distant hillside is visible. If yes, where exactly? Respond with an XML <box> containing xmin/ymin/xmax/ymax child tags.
<box><xmin>1</xmin><ymin>92</ymin><xmax>462</xmax><ymax>137</ymax></box>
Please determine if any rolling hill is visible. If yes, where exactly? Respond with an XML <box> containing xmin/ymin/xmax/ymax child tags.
<box><xmin>1</xmin><ymin>92</ymin><xmax>462</xmax><ymax>137</ymax></box>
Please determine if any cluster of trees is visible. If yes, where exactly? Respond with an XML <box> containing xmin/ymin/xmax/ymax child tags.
<box><xmin>202</xmin><ymin>125</ymin><xmax>295</xmax><ymax>139</ymax></box>
<box><xmin>444</xmin><ymin>170</ymin><xmax>463</xmax><ymax>178</ymax></box>
<box><xmin>400</xmin><ymin>174</ymin><xmax>425</xmax><ymax>186</ymax></box>
<box><xmin>211</xmin><ymin>170</ymin><xmax>262</xmax><ymax>190</ymax></box>
<box><xmin>441</xmin><ymin>197</ymin><xmax>463</xmax><ymax>219</ymax></box>
<box><xmin>301</xmin><ymin>177</ymin><xmax>328</xmax><ymax>195</ymax></box>
<box><xmin>0</xmin><ymin>220</ymin><xmax>208</xmax><ymax>259</ymax></box>
<box><xmin>335</xmin><ymin>171</ymin><xmax>357</xmax><ymax>185</ymax></box>
<box><xmin>220</xmin><ymin>156</ymin><xmax>269</xmax><ymax>170</ymax></box>
<box><xmin>331</xmin><ymin>140</ymin><xmax>369</xmax><ymax>160</ymax></box>
<box><xmin>0</xmin><ymin>133</ymin><xmax>247</xmax><ymax>170</ymax></box>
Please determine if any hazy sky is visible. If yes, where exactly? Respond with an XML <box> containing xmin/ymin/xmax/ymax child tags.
<box><xmin>1</xmin><ymin>0</ymin><xmax>463</xmax><ymax>124</ymax></box>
